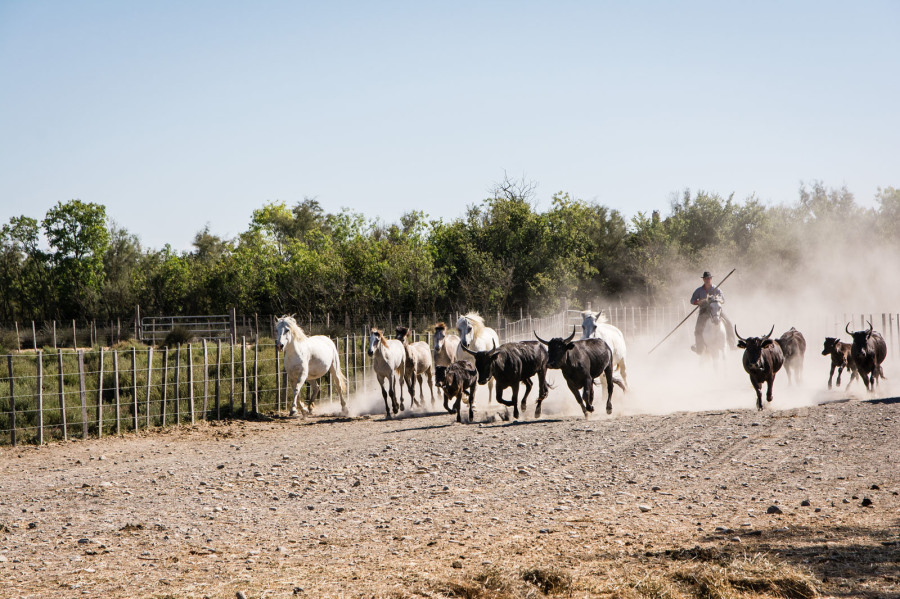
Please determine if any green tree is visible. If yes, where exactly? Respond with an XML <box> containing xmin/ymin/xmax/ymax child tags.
<box><xmin>42</xmin><ymin>200</ymin><xmax>110</xmax><ymax>318</ymax></box>
<box><xmin>0</xmin><ymin>216</ymin><xmax>50</xmax><ymax>319</ymax></box>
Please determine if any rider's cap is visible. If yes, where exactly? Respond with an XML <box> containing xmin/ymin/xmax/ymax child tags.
<box><xmin>701</xmin><ymin>271</ymin><xmax>713</xmax><ymax>279</ymax></box>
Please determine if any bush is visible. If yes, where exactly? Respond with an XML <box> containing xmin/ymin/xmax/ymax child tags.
<box><xmin>162</xmin><ymin>326</ymin><xmax>193</xmax><ymax>348</ymax></box>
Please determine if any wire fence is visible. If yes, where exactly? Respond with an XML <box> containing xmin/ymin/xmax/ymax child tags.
<box><xmin>2</xmin><ymin>307</ymin><xmax>897</xmax><ymax>446</ymax></box>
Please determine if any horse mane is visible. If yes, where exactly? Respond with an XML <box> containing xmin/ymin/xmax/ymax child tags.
<box><xmin>434</xmin><ymin>322</ymin><xmax>446</xmax><ymax>331</ymax></box>
<box><xmin>372</xmin><ymin>327</ymin><xmax>389</xmax><ymax>347</ymax></box>
<box><xmin>459</xmin><ymin>312</ymin><xmax>485</xmax><ymax>336</ymax></box>
<box><xmin>278</xmin><ymin>315</ymin><xmax>308</xmax><ymax>341</ymax></box>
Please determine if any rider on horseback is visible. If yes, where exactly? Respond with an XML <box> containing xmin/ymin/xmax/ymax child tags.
<box><xmin>691</xmin><ymin>271</ymin><xmax>737</xmax><ymax>354</ymax></box>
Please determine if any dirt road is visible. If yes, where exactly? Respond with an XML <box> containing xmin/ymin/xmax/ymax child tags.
<box><xmin>1</xmin><ymin>380</ymin><xmax>898</xmax><ymax>598</ymax></box>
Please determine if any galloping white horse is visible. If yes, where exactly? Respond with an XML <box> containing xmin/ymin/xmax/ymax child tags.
<box><xmin>699</xmin><ymin>295</ymin><xmax>728</xmax><ymax>366</ymax></box>
<box><xmin>456</xmin><ymin>312</ymin><xmax>500</xmax><ymax>403</ymax></box>
<box><xmin>580</xmin><ymin>310</ymin><xmax>628</xmax><ymax>389</ymax></box>
<box><xmin>367</xmin><ymin>328</ymin><xmax>407</xmax><ymax>418</ymax></box>
<box><xmin>275</xmin><ymin>316</ymin><xmax>348</xmax><ymax>418</ymax></box>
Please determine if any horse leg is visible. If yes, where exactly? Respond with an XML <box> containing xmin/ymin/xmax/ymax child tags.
<box><xmin>467</xmin><ymin>382</ymin><xmax>476</xmax><ymax>423</ymax></box>
<box><xmin>378</xmin><ymin>374</ymin><xmax>392</xmax><ymax>420</ymax></box>
<box><xmin>426</xmin><ymin>369</ymin><xmax>435</xmax><ymax>408</ymax></box>
<box><xmin>416</xmin><ymin>373</ymin><xmax>425</xmax><ymax>408</ymax></box>
<box><xmin>290</xmin><ymin>371</ymin><xmax>310</xmax><ymax>418</ymax></box>
<box><xmin>395</xmin><ymin>369</ymin><xmax>405</xmax><ymax>412</ymax></box>
<box><xmin>617</xmin><ymin>358</ymin><xmax>628</xmax><ymax>390</ymax></box>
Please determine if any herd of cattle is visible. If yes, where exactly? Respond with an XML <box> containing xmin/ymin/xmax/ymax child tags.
<box><xmin>274</xmin><ymin>311</ymin><xmax>889</xmax><ymax>423</ymax></box>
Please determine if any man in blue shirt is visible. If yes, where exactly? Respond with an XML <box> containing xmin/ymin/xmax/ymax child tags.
<box><xmin>691</xmin><ymin>271</ymin><xmax>736</xmax><ymax>353</ymax></box>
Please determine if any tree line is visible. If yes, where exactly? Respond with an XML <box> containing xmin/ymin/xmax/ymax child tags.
<box><xmin>1</xmin><ymin>178</ymin><xmax>898</xmax><ymax>323</ymax></box>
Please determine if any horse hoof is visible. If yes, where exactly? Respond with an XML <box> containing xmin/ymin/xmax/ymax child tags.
<box><xmin>289</xmin><ymin>410</ymin><xmax>297</xmax><ymax>417</ymax></box>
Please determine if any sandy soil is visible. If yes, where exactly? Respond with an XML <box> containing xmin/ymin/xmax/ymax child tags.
<box><xmin>1</xmin><ymin>364</ymin><xmax>899</xmax><ymax>599</ymax></box>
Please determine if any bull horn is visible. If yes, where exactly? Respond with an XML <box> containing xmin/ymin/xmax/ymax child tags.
<box><xmin>563</xmin><ymin>325</ymin><xmax>577</xmax><ymax>344</ymax></box>
<box><xmin>866</xmin><ymin>320</ymin><xmax>873</xmax><ymax>334</ymax></box>
<box><xmin>734</xmin><ymin>325</ymin><xmax>746</xmax><ymax>342</ymax></box>
<box><xmin>488</xmin><ymin>339</ymin><xmax>500</xmax><ymax>357</ymax></box>
<box><xmin>845</xmin><ymin>322</ymin><xmax>852</xmax><ymax>335</ymax></box>
<box><xmin>460</xmin><ymin>341</ymin><xmax>478</xmax><ymax>356</ymax></box>
<box><xmin>534</xmin><ymin>330</ymin><xmax>550</xmax><ymax>345</ymax></box>
<box><xmin>762</xmin><ymin>325</ymin><xmax>775</xmax><ymax>341</ymax></box>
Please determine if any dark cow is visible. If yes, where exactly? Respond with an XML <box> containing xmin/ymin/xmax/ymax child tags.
<box><xmin>442</xmin><ymin>361</ymin><xmax>478</xmax><ymax>423</ymax></box>
<box><xmin>434</xmin><ymin>365</ymin><xmax>448</xmax><ymax>390</ymax></box>
<box><xmin>775</xmin><ymin>327</ymin><xmax>806</xmax><ymax>385</ymax></box>
<box><xmin>821</xmin><ymin>337</ymin><xmax>859</xmax><ymax>390</ymax></box>
<box><xmin>845</xmin><ymin>321</ymin><xmax>887</xmax><ymax>391</ymax></box>
<box><xmin>735</xmin><ymin>325</ymin><xmax>784</xmax><ymax>411</ymax></box>
<box><xmin>534</xmin><ymin>326</ymin><xmax>624</xmax><ymax>418</ymax></box>
<box><xmin>460</xmin><ymin>340</ymin><xmax>550</xmax><ymax>419</ymax></box>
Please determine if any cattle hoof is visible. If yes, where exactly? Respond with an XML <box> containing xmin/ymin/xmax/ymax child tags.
<box><xmin>606</xmin><ymin>407</ymin><xmax>612</xmax><ymax>415</ymax></box>
<box><xmin>586</xmin><ymin>405</ymin><xmax>594</xmax><ymax>413</ymax></box>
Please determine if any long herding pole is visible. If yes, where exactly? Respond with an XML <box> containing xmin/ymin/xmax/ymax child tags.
<box><xmin>648</xmin><ymin>268</ymin><xmax>736</xmax><ymax>355</ymax></box>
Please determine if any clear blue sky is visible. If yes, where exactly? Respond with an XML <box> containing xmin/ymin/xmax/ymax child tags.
<box><xmin>1</xmin><ymin>1</ymin><xmax>897</xmax><ymax>251</ymax></box>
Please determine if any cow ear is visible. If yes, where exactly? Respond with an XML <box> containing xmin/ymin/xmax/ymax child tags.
<box><xmin>762</xmin><ymin>339</ymin><xmax>774</xmax><ymax>348</ymax></box>
<box><xmin>566</xmin><ymin>342</ymin><xmax>576</xmax><ymax>350</ymax></box>
<box><xmin>737</xmin><ymin>340</ymin><xmax>746</xmax><ymax>349</ymax></box>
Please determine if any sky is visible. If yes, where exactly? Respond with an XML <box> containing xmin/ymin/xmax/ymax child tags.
<box><xmin>1</xmin><ymin>1</ymin><xmax>898</xmax><ymax>252</ymax></box>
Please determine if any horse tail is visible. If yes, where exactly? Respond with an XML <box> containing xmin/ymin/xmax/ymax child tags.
<box><xmin>331</xmin><ymin>345</ymin><xmax>348</xmax><ymax>394</ymax></box>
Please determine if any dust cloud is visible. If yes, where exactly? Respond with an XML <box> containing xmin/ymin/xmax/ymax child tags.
<box><xmin>311</xmin><ymin>237</ymin><xmax>898</xmax><ymax>422</ymax></box>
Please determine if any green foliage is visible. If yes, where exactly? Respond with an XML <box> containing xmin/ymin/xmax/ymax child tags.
<box><xmin>42</xmin><ymin>200</ymin><xmax>110</xmax><ymax>318</ymax></box>
<box><xmin>0</xmin><ymin>179</ymin><xmax>897</xmax><ymax>322</ymax></box>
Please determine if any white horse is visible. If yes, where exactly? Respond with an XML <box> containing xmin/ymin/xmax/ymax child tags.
<box><xmin>395</xmin><ymin>326</ymin><xmax>435</xmax><ymax>408</ymax></box>
<box><xmin>275</xmin><ymin>316</ymin><xmax>348</xmax><ymax>418</ymax></box>
<box><xmin>432</xmin><ymin>322</ymin><xmax>460</xmax><ymax>396</ymax></box>
<box><xmin>456</xmin><ymin>312</ymin><xmax>500</xmax><ymax>402</ymax></box>
<box><xmin>580</xmin><ymin>310</ymin><xmax>628</xmax><ymax>389</ymax></box>
<box><xmin>699</xmin><ymin>295</ymin><xmax>728</xmax><ymax>366</ymax></box>
<box><xmin>367</xmin><ymin>327</ymin><xmax>407</xmax><ymax>418</ymax></box>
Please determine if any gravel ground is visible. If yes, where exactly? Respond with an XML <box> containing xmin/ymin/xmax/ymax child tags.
<box><xmin>1</xmin><ymin>369</ymin><xmax>899</xmax><ymax>599</ymax></box>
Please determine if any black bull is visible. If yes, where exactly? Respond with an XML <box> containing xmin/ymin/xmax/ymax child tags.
<box><xmin>535</xmin><ymin>327</ymin><xmax>625</xmax><ymax>418</ymax></box>
<box><xmin>736</xmin><ymin>325</ymin><xmax>784</xmax><ymax>411</ymax></box>
<box><xmin>845</xmin><ymin>321</ymin><xmax>887</xmax><ymax>391</ymax></box>
<box><xmin>460</xmin><ymin>340</ymin><xmax>550</xmax><ymax>419</ymax></box>
<box><xmin>441</xmin><ymin>361</ymin><xmax>478</xmax><ymax>423</ymax></box>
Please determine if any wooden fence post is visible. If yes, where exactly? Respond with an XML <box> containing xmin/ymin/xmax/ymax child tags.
<box><xmin>72</xmin><ymin>320</ymin><xmax>77</xmax><ymax>351</ymax></box>
<box><xmin>57</xmin><ymin>350</ymin><xmax>67</xmax><ymax>441</ymax></box>
<box><xmin>161</xmin><ymin>347</ymin><xmax>169</xmax><ymax>426</ymax></box>
<box><xmin>7</xmin><ymin>356</ymin><xmax>16</xmax><ymax>446</ymax></box>
<box><xmin>215</xmin><ymin>339</ymin><xmax>222</xmax><ymax>419</ymax></box>
<box><xmin>113</xmin><ymin>350</ymin><xmax>121</xmax><ymax>435</ymax></box>
<box><xmin>145</xmin><ymin>347</ymin><xmax>153</xmax><ymax>428</ymax></box>
<box><xmin>37</xmin><ymin>351</ymin><xmax>44</xmax><ymax>445</ymax></box>
<box><xmin>188</xmin><ymin>343</ymin><xmax>195</xmax><ymax>424</ymax></box>
<box><xmin>131</xmin><ymin>347</ymin><xmax>138</xmax><ymax>431</ymax></box>
<box><xmin>275</xmin><ymin>342</ymin><xmax>281</xmax><ymax>412</ymax></box>
<box><xmin>97</xmin><ymin>348</ymin><xmax>104</xmax><ymax>438</ymax></box>
<box><xmin>241</xmin><ymin>337</ymin><xmax>247</xmax><ymax>418</ymax></box>
<box><xmin>175</xmin><ymin>344</ymin><xmax>182</xmax><ymax>425</ymax></box>
<box><xmin>32</xmin><ymin>321</ymin><xmax>37</xmax><ymax>351</ymax></box>
<box><xmin>202</xmin><ymin>340</ymin><xmax>209</xmax><ymax>417</ymax></box>
<box><xmin>230</xmin><ymin>342</ymin><xmax>235</xmax><ymax>416</ymax></box>
<box><xmin>53</xmin><ymin>320</ymin><xmax>57</xmax><ymax>349</ymax></box>
<box><xmin>78</xmin><ymin>351</ymin><xmax>88</xmax><ymax>439</ymax></box>
<box><xmin>252</xmin><ymin>340</ymin><xmax>259</xmax><ymax>415</ymax></box>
